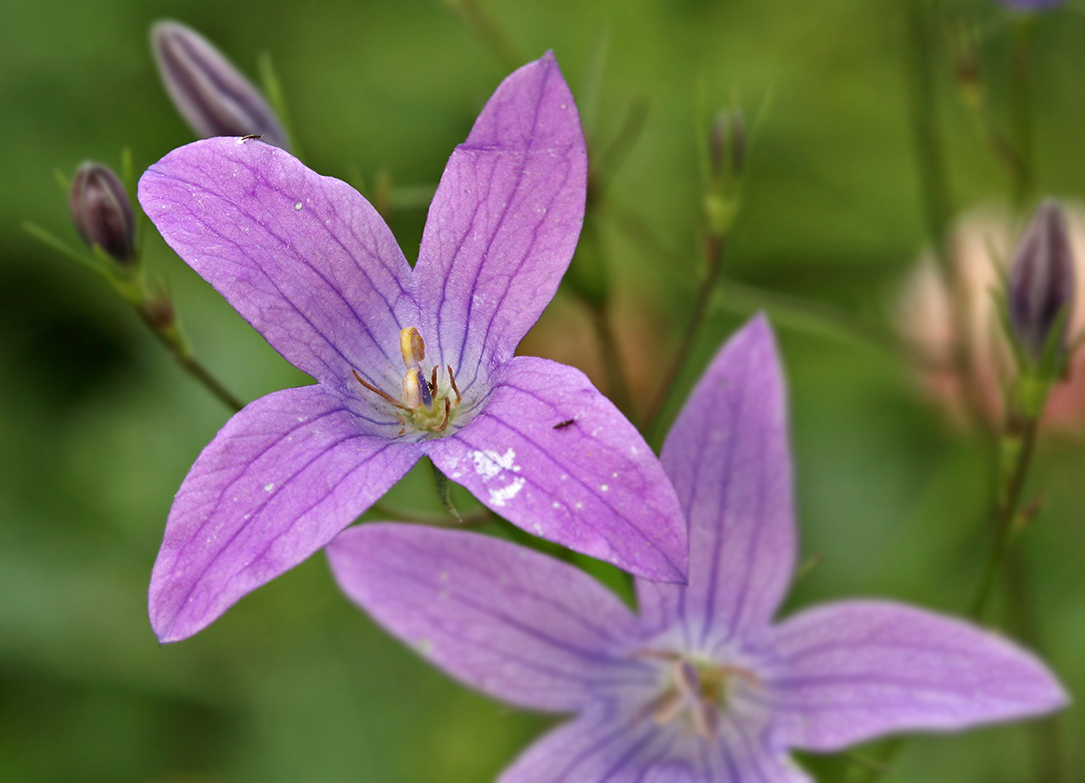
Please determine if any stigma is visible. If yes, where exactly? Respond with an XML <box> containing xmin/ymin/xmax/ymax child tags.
<box><xmin>352</xmin><ymin>327</ymin><xmax>462</xmax><ymax>435</ymax></box>
<box><xmin>633</xmin><ymin>649</ymin><xmax>760</xmax><ymax>739</ymax></box>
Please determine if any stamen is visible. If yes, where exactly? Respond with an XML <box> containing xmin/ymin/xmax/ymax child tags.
<box><xmin>430</xmin><ymin>365</ymin><xmax>438</xmax><ymax>395</ymax></box>
<box><xmin>447</xmin><ymin>365</ymin><xmax>462</xmax><ymax>405</ymax></box>
<box><xmin>399</xmin><ymin>327</ymin><xmax>426</xmax><ymax>368</ymax></box>
<box><xmin>673</xmin><ymin>661</ymin><xmax>700</xmax><ymax>699</ymax></box>
<box><xmin>353</xmin><ymin>369</ymin><xmax>410</xmax><ymax>411</ymax></box>
<box><xmin>434</xmin><ymin>397</ymin><xmax>452</xmax><ymax>432</ymax></box>
<box><xmin>629</xmin><ymin>649</ymin><xmax>680</xmax><ymax>663</ymax></box>
<box><xmin>693</xmin><ymin>702</ymin><xmax>720</xmax><ymax>738</ymax></box>
<box><xmin>651</xmin><ymin>693</ymin><xmax>686</xmax><ymax>726</ymax></box>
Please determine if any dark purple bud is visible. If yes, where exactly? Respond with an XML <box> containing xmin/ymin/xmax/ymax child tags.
<box><xmin>1009</xmin><ymin>199</ymin><xmax>1075</xmax><ymax>362</ymax></box>
<box><xmin>150</xmin><ymin>21</ymin><xmax>290</xmax><ymax>150</ymax></box>
<box><xmin>69</xmin><ymin>162</ymin><xmax>136</xmax><ymax>264</ymax></box>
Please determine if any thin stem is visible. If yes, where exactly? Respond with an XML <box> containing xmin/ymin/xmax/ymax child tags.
<box><xmin>1005</xmin><ymin>549</ymin><xmax>1064</xmax><ymax>782</ymax></box>
<box><xmin>713</xmin><ymin>276</ymin><xmax>904</xmax><ymax>354</ymax></box>
<box><xmin>430</xmin><ymin>461</ymin><xmax>463</xmax><ymax>523</ymax></box>
<box><xmin>968</xmin><ymin>414</ymin><xmax>1039</xmax><ymax>619</ymax></box>
<box><xmin>138</xmin><ymin>306</ymin><xmax>245</xmax><ymax>413</ymax></box>
<box><xmin>586</xmin><ymin>299</ymin><xmax>632</xmax><ymax>415</ymax></box>
<box><xmin>641</xmin><ymin>232</ymin><xmax>727</xmax><ymax>438</ymax></box>
<box><xmin>850</xmin><ymin>738</ymin><xmax>906</xmax><ymax>783</ymax></box>
<box><xmin>903</xmin><ymin>0</ymin><xmax>954</xmax><ymax>275</ymax></box>
<box><xmin>445</xmin><ymin>0</ymin><xmax>520</xmax><ymax>72</ymax></box>
<box><xmin>1007</xmin><ymin>17</ymin><xmax>1036</xmax><ymax>209</ymax></box>
<box><xmin>368</xmin><ymin>501</ymin><xmax>493</xmax><ymax>528</ymax></box>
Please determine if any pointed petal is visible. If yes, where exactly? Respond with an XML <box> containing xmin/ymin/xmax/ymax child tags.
<box><xmin>426</xmin><ymin>356</ymin><xmax>688</xmax><ymax>583</ymax></box>
<box><xmin>413</xmin><ymin>53</ymin><xmax>587</xmax><ymax>393</ymax></box>
<box><xmin>637</xmin><ymin>316</ymin><xmax>794</xmax><ymax>645</ymax></box>
<box><xmin>764</xmin><ymin>600</ymin><xmax>1069</xmax><ymax>751</ymax></box>
<box><xmin>327</xmin><ymin>524</ymin><xmax>651</xmax><ymax>712</ymax></box>
<box><xmin>501</xmin><ymin>704</ymin><xmax>812</xmax><ymax>783</ymax></box>
<box><xmin>150</xmin><ymin>385</ymin><xmax>419</xmax><ymax>642</ymax></box>
<box><xmin>138</xmin><ymin>138</ymin><xmax>417</xmax><ymax>388</ymax></box>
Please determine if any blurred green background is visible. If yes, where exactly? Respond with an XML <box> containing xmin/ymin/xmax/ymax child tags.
<box><xmin>2</xmin><ymin>0</ymin><xmax>1083</xmax><ymax>780</ymax></box>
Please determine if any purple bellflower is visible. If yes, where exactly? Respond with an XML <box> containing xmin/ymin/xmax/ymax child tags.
<box><xmin>327</xmin><ymin>316</ymin><xmax>1067</xmax><ymax>781</ymax></box>
<box><xmin>137</xmin><ymin>54</ymin><xmax>687</xmax><ymax>643</ymax></box>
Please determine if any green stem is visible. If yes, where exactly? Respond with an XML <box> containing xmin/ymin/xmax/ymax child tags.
<box><xmin>368</xmin><ymin>501</ymin><xmax>493</xmax><ymax>528</ymax></box>
<box><xmin>445</xmin><ymin>0</ymin><xmax>521</xmax><ymax>72</ymax></box>
<box><xmin>1005</xmin><ymin>549</ymin><xmax>1064</xmax><ymax>782</ymax></box>
<box><xmin>430</xmin><ymin>461</ymin><xmax>463</xmax><ymax>522</ymax></box>
<box><xmin>968</xmin><ymin>415</ymin><xmax>1039</xmax><ymax>620</ymax></box>
<box><xmin>138</xmin><ymin>307</ymin><xmax>245</xmax><ymax>413</ymax></box>
<box><xmin>641</xmin><ymin>232</ymin><xmax>727</xmax><ymax>439</ymax></box>
<box><xmin>602</xmin><ymin>201</ymin><xmax>907</xmax><ymax>355</ymax></box>
<box><xmin>902</xmin><ymin>0</ymin><xmax>954</xmax><ymax>275</ymax></box>
<box><xmin>587</xmin><ymin>298</ymin><xmax>632</xmax><ymax>416</ymax></box>
<box><xmin>850</xmin><ymin>738</ymin><xmax>906</xmax><ymax>783</ymax></box>
<box><xmin>1008</xmin><ymin>17</ymin><xmax>1036</xmax><ymax>210</ymax></box>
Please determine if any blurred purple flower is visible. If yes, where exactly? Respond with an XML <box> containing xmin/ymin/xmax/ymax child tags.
<box><xmin>328</xmin><ymin>316</ymin><xmax>1067</xmax><ymax>781</ymax></box>
<box><xmin>137</xmin><ymin>54</ymin><xmax>687</xmax><ymax>643</ymax></box>
<box><xmin>151</xmin><ymin>20</ymin><xmax>291</xmax><ymax>150</ymax></box>
<box><xmin>1000</xmin><ymin>0</ymin><xmax>1063</xmax><ymax>10</ymax></box>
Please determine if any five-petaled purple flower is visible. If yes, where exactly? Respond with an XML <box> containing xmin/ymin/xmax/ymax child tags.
<box><xmin>138</xmin><ymin>54</ymin><xmax>688</xmax><ymax>643</ymax></box>
<box><xmin>327</xmin><ymin>316</ymin><xmax>1067</xmax><ymax>782</ymax></box>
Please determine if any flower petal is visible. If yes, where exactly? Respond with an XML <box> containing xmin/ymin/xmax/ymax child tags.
<box><xmin>637</xmin><ymin>315</ymin><xmax>794</xmax><ymax>645</ymax></box>
<box><xmin>138</xmin><ymin>138</ymin><xmax>417</xmax><ymax>388</ymax></box>
<box><xmin>150</xmin><ymin>385</ymin><xmax>420</xmax><ymax>642</ymax></box>
<box><xmin>763</xmin><ymin>600</ymin><xmax>1069</xmax><ymax>751</ymax></box>
<box><xmin>426</xmin><ymin>356</ymin><xmax>688</xmax><ymax>583</ymax></box>
<box><xmin>501</xmin><ymin>704</ymin><xmax>812</xmax><ymax>783</ymax></box>
<box><xmin>326</xmin><ymin>524</ymin><xmax>651</xmax><ymax>712</ymax></box>
<box><xmin>414</xmin><ymin>52</ymin><xmax>587</xmax><ymax>393</ymax></box>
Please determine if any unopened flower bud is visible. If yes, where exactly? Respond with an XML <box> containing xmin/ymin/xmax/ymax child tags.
<box><xmin>150</xmin><ymin>21</ymin><xmax>290</xmax><ymax>150</ymax></box>
<box><xmin>1009</xmin><ymin>199</ymin><xmax>1075</xmax><ymax>363</ymax></box>
<box><xmin>69</xmin><ymin>162</ymin><xmax>136</xmax><ymax>264</ymax></box>
<box><xmin>709</xmin><ymin>110</ymin><xmax>745</xmax><ymax>182</ymax></box>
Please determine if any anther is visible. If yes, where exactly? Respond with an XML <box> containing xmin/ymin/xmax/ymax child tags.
<box><xmin>430</xmin><ymin>365</ymin><xmax>438</xmax><ymax>396</ymax></box>
<box><xmin>402</xmin><ymin>368</ymin><xmax>433</xmax><ymax>409</ymax></box>
<box><xmin>400</xmin><ymin>327</ymin><xmax>426</xmax><ymax>368</ymax></box>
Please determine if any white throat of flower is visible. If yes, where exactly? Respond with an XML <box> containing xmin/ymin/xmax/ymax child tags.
<box><xmin>634</xmin><ymin>649</ymin><xmax>761</xmax><ymax>739</ymax></box>
<box><xmin>353</xmin><ymin>327</ymin><xmax>462</xmax><ymax>436</ymax></box>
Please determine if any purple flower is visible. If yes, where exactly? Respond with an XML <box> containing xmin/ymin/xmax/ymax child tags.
<box><xmin>137</xmin><ymin>54</ymin><xmax>688</xmax><ymax>643</ymax></box>
<box><xmin>327</xmin><ymin>316</ymin><xmax>1067</xmax><ymax>781</ymax></box>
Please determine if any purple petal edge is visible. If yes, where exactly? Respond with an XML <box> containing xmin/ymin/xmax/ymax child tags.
<box><xmin>138</xmin><ymin>137</ymin><xmax>417</xmax><ymax>390</ymax></box>
<box><xmin>414</xmin><ymin>52</ymin><xmax>588</xmax><ymax>394</ymax></box>
<box><xmin>426</xmin><ymin>356</ymin><xmax>688</xmax><ymax>583</ymax></box>
<box><xmin>150</xmin><ymin>386</ymin><xmax>419</xmax><ymax>642</ymax></box>
<box><xmin>326</xmin><ymin>523</ymin><xmax>649</xmax><ymax>712</ymax></box>
<box><xmin>765</xmin><ymin>600</ymin><xmax>1069</xmax><ymax>751</ymax></box>
<box><xmin>638</xmin><ymin>315</ymin><xmax>793</xmax><ymax>641</ymax></box>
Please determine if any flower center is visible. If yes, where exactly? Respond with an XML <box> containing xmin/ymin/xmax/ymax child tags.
<box><xmin>352</xmin><ymin>327</ymin><xmax>462</xmax><ymax>436</ymax></box>
<box><xmin>634</xmin><ymin>649</ymin><xmax>760</xmax><ymax>739</ymax></box>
